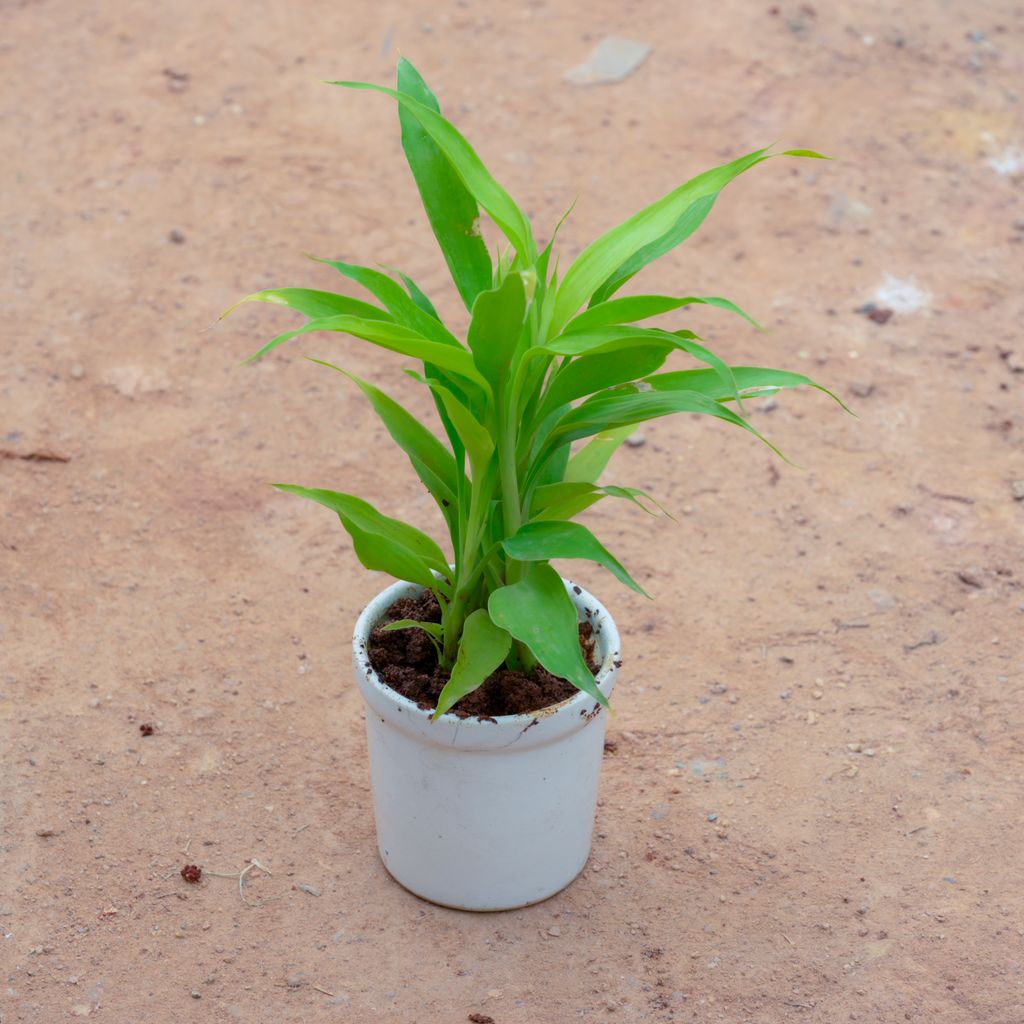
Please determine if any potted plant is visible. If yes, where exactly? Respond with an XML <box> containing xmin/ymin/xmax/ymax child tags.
<box><xmin>227</xmin><ymin>60</ymin><xmax>842</xmax><ymax>910</ymax></box>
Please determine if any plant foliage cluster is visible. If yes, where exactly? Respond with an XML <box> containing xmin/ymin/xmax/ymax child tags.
<box><xmin>230</xmin><ymin>60</ymin><xmax>841</xmax><ymax>717</ymax></box>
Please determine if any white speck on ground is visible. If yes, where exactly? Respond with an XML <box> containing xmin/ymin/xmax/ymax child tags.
<box><xmin>874</xmin><ymin>274</ymin><xmax>931</xmax><ymax>313</ymax></box>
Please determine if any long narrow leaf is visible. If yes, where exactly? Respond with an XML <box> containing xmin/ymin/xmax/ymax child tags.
<box><xmin>396</xmin><ymin>59</ymin><xmax>493</xmax><ymax>311</ymax></box>
<box><xmin>223</xmin><ymin>287</ymin><xmax>394</xmax><ymax>324</ymax></box>
<box><xmin>309</xmin><ymin>257</ymin><xmax>459</xmax><ymax>347</ymax></box>
<box><xmin>264</xmin><ymin>313</ymin><xmax>487</xmax><ymax>389</ymax></box>
<box><xmin>565</xmin><ymin>293</ymin><xmax>761</xmax><ymax>334</ymax></box>
<box><xmin>539</xmin><ymin>345</ymin><xmax>669</xmax><ymax>416</ymax></box>
<box><xmin>549</xmin><ymin>386</ymin><xmax>784</xmax><ymax>460</ymax></box>
<box><xmin>564</xmin><ymin>425</ymin><xmax>636</xmax><ymax>483</ymax></box>
<box><xmin>467</xmin><ymin>272</ymin><xmax>527</xmax><ymax>391</ymax></box>
<box><xmin>306</xmin><ymin>360</ymin><xmax>462</xmax><ymax>512</ymax></box>
<box><xmin>552</xmin><ymin>149</ymin><xmax>771</xmax><ymax>331</ymax></box>
<box><xmin>330</xmin><ymin>79</ymin><xmax>535</xmax><ymax>258</ymax></box>
<box><xmin>274</xmin><ymin>485</ymin><xmax>451</xmax><ymax>591</ymax></box>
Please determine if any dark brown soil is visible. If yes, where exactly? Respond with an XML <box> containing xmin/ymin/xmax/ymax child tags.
<box><xmin>367</xmin><ymin>592</ymin><xmax>598</xmax><ymax>717</ymax></box>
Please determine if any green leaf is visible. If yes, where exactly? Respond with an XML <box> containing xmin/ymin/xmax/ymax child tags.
<box><xmin>543</xmin><ymin>326</ymin><xmax>741</xmax><ymax>407</ymax></box>
<box><xmin>306</xmin><ymin>360</ymin><xmax>462</xmax><ymax>513</ymax></box>
<box><xmin>552</xmin><ymin>148</ymin><xmax>772</xmax><ymax>330</ymax></box>
<box><xmin>309</xmin><ymin>257</ymin><xmax>459</xmax><ymax>347</ymax></box>
<box><xmin>503</xmin><ymin>521</ymin><xmax>649</xmax><ymax>596</ymax></box>
<box><xmin>646</xmin><ymin>365</ymin><xmax>851</xmax><ymax>411</ymax></box>
<box><xmin>396</xmin><ymin>270</ymin><xmax>441</xmax><ymax>320</ymax></box>
<box><xmin>488</xmin><ymin>564</ymin><xmax>606</xmax><ymax>707</ymax></box>
<box><xmin>426</xmin><ymin>381</ymin><xmax>494</xmax><ymax>476</ymax></box>
<box><xmin>588</xmin><ymin>195</ymin><xmax>716</xmax><ymax>308</ymax></box>
<box><xmin>467</xmin><ymin>272</ymin><xmax>527</xmax><ymax>391</ymax></box>
<box><xmin>565</xmin><ymin>293</ymin><xmax>761</xmax><ymax>334</ymax></box>
<box><xmin>260</xmin><ymin>313</ymin><xmax>487</xmax><ymax>388</ymax></box>
<box><xmin>564</xmin><ymin>425</ymin><xmax>636</xmax><ymax>483</ymax></box>
<box><xmin>539</xmin><ymin>345</ymin><xmax>669</xmax><ymax>416</ymax></box>
<box><xmin>433</xmin><ymin>609</ymin><xmax>511</xmax><ymax>718</ymax></box>
<box><xmin>396</xmin><ymin>59</ymin><xmax>493</xmax><ymax>311</ymax></box>
<box><xmin>274</xmin><ymin>485</ymin><xmax>450</xmax><ymax>591</ymax></box>
<box><xmin>530</xmin><ymin>481</ymin><xmax>666</xmax><ymax>520</ymax></box>
<box><xmin>781</xmin><ymin>148</ymin><xmax>831</xmax><ymax>159</ymax></box>
<box><xmin>330</xmin><ymin>79</ymin><xmax>535</xmax><ymax>258</ymax></box>
<box><xmin>381</xmin><ymin>618</ymin><xmax>444</xmax><ymax>639</ymax></box>
<box><xmin>550</xmin><ymin>386</ymin><xmax>783</xmax><ymax>460</ymax></box>
<box><xmin>223</xmin><ymin>287</ymin><xmax>394</xmax><ymax>324</ymax></box>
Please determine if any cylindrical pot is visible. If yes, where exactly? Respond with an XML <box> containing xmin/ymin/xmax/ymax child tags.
<box><xmin>352</xmin><ymin>576</ymin><xmax>620</xmax><ymax>912</ymax></box>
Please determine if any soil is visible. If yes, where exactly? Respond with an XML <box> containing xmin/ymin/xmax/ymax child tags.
<box><xmin>3</xmin><ymin>2</ymin><xmax>1024</xmax><ymax>1022</ymax></box>
<box><xmin>367</xmin><ymin>592</ymin><xmax>596</xmax><ymax>717</ymax></box>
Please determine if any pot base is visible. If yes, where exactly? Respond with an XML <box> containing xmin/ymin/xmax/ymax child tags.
<box><xmin>378</xmin><ymin>849</ymin><xmax>590</xmax><ymax>912</ymax></box>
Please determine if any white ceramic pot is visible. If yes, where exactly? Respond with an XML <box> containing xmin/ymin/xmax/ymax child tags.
<box><xmin>352</xmin><ymin>576</ymin><xmax>620</xmax><ymax>911</ymax></box>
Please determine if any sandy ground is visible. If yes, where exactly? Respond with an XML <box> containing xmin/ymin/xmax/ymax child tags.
<box><xmin>3</xmin><ymin>0</ymin><xmax>1024</xmax><ymax>1021</ymax></box>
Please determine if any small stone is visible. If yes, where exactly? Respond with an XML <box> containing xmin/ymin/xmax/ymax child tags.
<box><xmin>812</xmin><ymin>689</ymin><xmax>823</xmax><ymax>700</ymax></box>
<box><xmin>36</xmin><ymin>828</ymin><xmax>57</xmax><ymax>837</ymax></box>
<box><xmin>71</xmin><ymin>1005</ymin><xmax>92</xmax><ymax>1017</ymax></box>
<box><xmin>1004</xmin><ymin>351</ymin><xmax>1024</xmax><ymax>373</ymax></box>
<box><xmin>87</xmin><ymin>698</ymin><xmax>101</xmax><ymax>709</ymax></box>
<box><xmin>191</xmin><ymin>990</ymin><xmax>202</xmax><ymax>999</ymax></box>
<box><xmin>623</xmin><ymin>430</ymin><xmax>646</xmax><ymax>448</ymax></box>
<box><xmin>867</xmin><ymin>588</ymin><xmax>896</xmax><ymax>610</ymax></box>
<box><xmin>864</xmin><ymin>748</ymin><xmax>876</xmax><ymax>757</ymax></box>
<box><xmin>565</xmin><ymin>37</ymin><xmax>651</xmax><ymax>86</ymax></box>
<box><xmin>168</xmin><ymin>229</ymin><xmax>186</xmax><ymax>245</ymax></box>
<box><xmin>807</xmin><ymin>710</ymin><xmax>819</xmax><ymax>724</ymax></box>
<box><xmin>848</xmin><ymin>742</ymin><xmax>863</xmax><ymax>753</ymax></box>
<box><xmin>1010</xmin><ymin>480</ymin><xmax>1024</xmax><ymax>501</ymax></box>
<box><xmin>759</xmin><ymin>396</ymin><xmax>779</xmax><ymax>412</ymax></box>
<box><xmin>70</xmin><ymin>365</ymin><xmax>85</xmax><ymax>380</ymax></box>
<box><xmin>849</xmin><ymin>381</ymin><xmax>874</xmax><ymax>398</ymax></box>
<box><xmin>547</xmin><ymin>925</ymin><xmax>561</xmax><ymax>936</ymax></box>
<box><xmin>286</xmin><ymin>973</ymin><xmax>304</xmax><ymax>988</ymax></box>
<box><xmin>707</xmin><ymin>812</ymin><xmax>718</xmax><ymax>822</ymax></box>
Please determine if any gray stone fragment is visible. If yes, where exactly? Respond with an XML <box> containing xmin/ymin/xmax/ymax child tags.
<box><xmin>565</xmin><ymin>38</ymin><xmax>651</xmax><ymax>86</ymax></box>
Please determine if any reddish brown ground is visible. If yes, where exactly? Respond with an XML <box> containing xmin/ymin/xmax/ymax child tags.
<box><xmin>3</xmin><ymin>1</ymin><xmax>1023</xmax><ymax>1021</ymax></box>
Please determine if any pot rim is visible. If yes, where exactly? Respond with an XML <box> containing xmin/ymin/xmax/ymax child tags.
<box><xmin>352</xmin><ymin>576</ymin><xmax>620</xmax><ymax>746</ymax></box>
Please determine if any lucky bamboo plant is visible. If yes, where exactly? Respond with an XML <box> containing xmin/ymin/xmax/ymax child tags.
<box><xmin>229</xmin><ymin>59</ymin><xmax>842</xmax><ymax>718</ymax></box>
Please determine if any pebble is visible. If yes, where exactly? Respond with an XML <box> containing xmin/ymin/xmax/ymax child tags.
<box><xmin>1010</xmin><ymin>480</ymin><xmax>1024</xmax><ymax>501</ymax></box>
<box><xmin>867</xmin><ymin>588</ymin><xmax>896</xmax><ymax>610</ymax></box>
<box><xmin>547</xmin><ymin>925</ymin><xmax>561</xmax><ymax>937</ymax></box>
<box><xmin>624</xmin><ymin>430</ymin><xmax>646</xmax><ymax>448</ymax></box>
<box><xmin>70</xmin><ymin>364</ymin><xmax>85</xmax><ymax>380</ymax></box>
<box><xmin>759</xmin><ymin>396</ymin><xmax>779</xmax><ymax>412</ymax></box>
<box><xmin>849</xmin><ymin>381</ymin><xmax>874</xmax><ymax>398</ymax></box>
<box><xmin>564</xmin><ymin>37</ymin><xmax>651</xmax><ymax>86</ymax></box>
<box><xmin>168</xmin><ymin>229</ymin><xmax>186</xmax><ymax>244</ymax></box>
<box><xmin>707</xmin><ymin>812</ymin><xmax>718</xmax><ymax>822</ymax></box>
